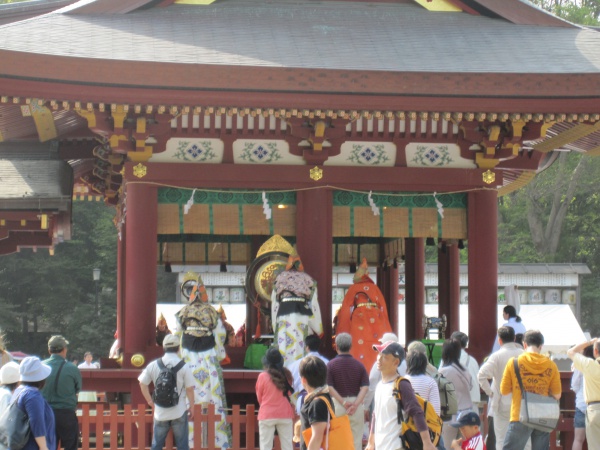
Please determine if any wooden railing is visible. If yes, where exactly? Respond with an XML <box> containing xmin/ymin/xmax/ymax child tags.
<box><xmin>77</xmin><ymin>403</ymin><xmax>283</xmax><ymax>450</ymax></box>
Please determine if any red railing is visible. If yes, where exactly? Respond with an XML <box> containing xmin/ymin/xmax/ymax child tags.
<box><xmin>77</xmin><ymin>403</ymin><xmax>283</xmax><ymax>450</ymax></box>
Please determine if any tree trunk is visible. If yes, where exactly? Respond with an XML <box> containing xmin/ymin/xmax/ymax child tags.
<box><xmin>526</xmin><ymin>153</ymin><xmax>588</xmax><ymax>256</ymax></box>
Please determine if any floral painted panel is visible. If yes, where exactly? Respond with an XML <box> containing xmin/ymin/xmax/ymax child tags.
<box><xmin>405</xmin><ymin>143</ymin><xmax>476</xmax><ymax>169</ymax></box>
<box><xmin>213</xmin><ymin>287</ymin><xmax>230</xmax><ymax>304</ymax></box>
<box><xmin>150</xmin><ymin>138</ymin><xmax>224</xmax><ymax>163</ymax></box>
<box><xmin>233</xmin><ymin>140</ymin><xmax>304</xmax><ymax>165</ymax></box>
<box><xmin>230</xmin><ymin>288</ymin><xmax>245</xmax><ymax>304</ymax></box>
<box><xmin>325</xmin><ymin>142</ymin><xmax>396</xmax><ymax>166</ymax></box>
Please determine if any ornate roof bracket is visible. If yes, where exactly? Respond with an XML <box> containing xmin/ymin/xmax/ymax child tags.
<box><xmin>287</xmin><ymin>117</ymin><xmax>348</xmax><ymax>165</ymax></box>
<box><xmin>459</xmin><ymin>118</ymin><xmax>547</xmax><ymax>169</ymax></box>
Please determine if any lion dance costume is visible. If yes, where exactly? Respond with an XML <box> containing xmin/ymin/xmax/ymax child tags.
<box><xmin>176</xmin><ymin>272</ymin><xmax>231</xmax><ymax>448</ymax></box>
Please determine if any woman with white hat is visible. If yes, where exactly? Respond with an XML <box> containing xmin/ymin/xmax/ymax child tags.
<box><xmin>0</xmin><ymin>361</ymin><xmax>21</xmax><ymax>450</ymax></box>
<box><xmin>11</xmin><ymin>357</ymin><xmax>55</xmax><ymax>450</ymax></box>
<box><xmin>0</xmin><ymin>361</ymin><xmax>20</xmax><ymax>412</ymax></box>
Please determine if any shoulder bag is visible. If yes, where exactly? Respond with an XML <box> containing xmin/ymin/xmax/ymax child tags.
<box><xmin>302</xmin><ymin>396</ymin><xmax>354</xmax><ymax>450</ymax></box>
<box><xmin>0</xmin><ymin>391</ymin><xmax>31</xmax><ymax>450</ymax></box>
<box><xmin>513</xmin><ymin>358</ymin><xmax>560</xmax><ymax>432</ymax></box>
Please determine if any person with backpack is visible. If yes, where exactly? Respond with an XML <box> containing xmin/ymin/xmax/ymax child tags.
<box><xmin>446</xmin><ymin>332</ymin><xmax>480</xmax><ymax>406</ymax></box>
<box><xmin>138</xmin><ymin>334</ymin><xmax>195</xmax><ymax>450</ymax></box>
<box><xmin>405</xmin><ymin>351</ymin><xmax>446</xmax><ymax>450</ymax></box>
<box><xmin>408</xmin><ymin>341</ymin><xmax>459</xmax><ymax>426</ymax></box>
<box><xmin>366</xmin><ymin>341</ymin><xmax>437</xmax><ymax>450</ymax></box>
<box><xmin>439</xmin><ymin>340</ymin><xmax>474</xmax><ymax>450</ymax></box>
<box><xmin>3</xmin><ymin>357</ymin><xmax>55</xmax><ymax>450</ymax></box>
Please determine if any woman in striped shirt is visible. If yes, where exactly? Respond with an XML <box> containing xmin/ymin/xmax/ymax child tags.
<box><xmin>404</xmin><ymin>351</ymin><xmax>441</xmax><ymax>415</ymax></box>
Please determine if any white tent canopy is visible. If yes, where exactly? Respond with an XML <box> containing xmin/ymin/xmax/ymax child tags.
<box><xmin>158</xmin><ymin>303</ymin><xmax>584</xmax><ymax>355</ymax></box>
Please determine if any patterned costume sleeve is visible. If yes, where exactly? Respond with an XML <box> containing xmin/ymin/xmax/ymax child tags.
<box><xmin>308</xmin><ymin>287</ymin><xmax>323</xmax><ymax>337</ymax></box>
<box><xmin>213</xmin><ymin>318</ymin><xmax>227</xmax><ymax>362</ymax></box>
<box><xmin>271</xmin><ymin>289</ymin><xmax>279</xmax><ymax>333</ymax></box>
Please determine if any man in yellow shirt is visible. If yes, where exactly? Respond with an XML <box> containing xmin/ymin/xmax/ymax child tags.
<box><xmin>567</xmin><ymin>337</ymin><xmax>600</xmax><ymax>447</ymax></box>
<box><xmin>500</xmin><ymin>330</ymin><xmax>561</xmax><ymax>450</ymax></box>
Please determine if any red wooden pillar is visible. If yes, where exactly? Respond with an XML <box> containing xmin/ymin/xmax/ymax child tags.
<box><xmin>295</xmin><ymin>188</ymin><xmax>333</xmax><ymax>356</ymax></box>
<box><xmin>116</xmin><ymin>226</ymin><xmax>126</xmax><ymax>355</ymax></box>
<box><xmin>438</xmin><ymin>243</ymin><xmax>460</xmax><ymax>337</ymax></box>
<box><xmin>123</xmin><ymin>182</ymin><xmax>158</xmax><ymax>368</ymax></box>
<box><xmin>467</xmin><ymin>190</ymin><xmax>498</xmax><ymax>363</ymax></box>
<box><xmin>377</xmin><ymin>262</ymin><xmax>400</xmax><ymax>340</ymax></box>
<box><xmin>405</xmin><ymin>238</ymin><xmax>425</xmax><ymax>344</ymax></box>
<box><xmin>387</xmin><ymin>266</ymin><xmax>400</xmax><ymax>340</ymax></box>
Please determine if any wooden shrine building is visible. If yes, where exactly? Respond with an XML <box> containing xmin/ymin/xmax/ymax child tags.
<box><xmin>0</xmin><ymin>0</ymin><xmax>600</xmax><ymax>384</ymax></box>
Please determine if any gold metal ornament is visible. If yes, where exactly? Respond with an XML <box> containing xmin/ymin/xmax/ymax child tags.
<box><xmin>483</xmin><ymin>170</ymin><xmax>495</xmax><ymax>184</ymax></box>
<box><xmin>309</xmin><ymin>166</ymin><xmax>323</xmax><ymax>181</ymax></box>
<box><xmin>131</xmin><ymin>354</ymin><xmax>145</xmax><ymax>367</ymax></box>
<box><xmin>254</xmin><ymin>259</ymin><xmax>288</xmax><ymax>302</ymax></box>
<box><xmin>256</xmin><ymin>235</ymin><xmax>295</xmax><ymax>258</ymax></box>
<box><xmin>133</xmin><ymin>163</ymin><xmax>147</xmax><ymax>178</ymax></box>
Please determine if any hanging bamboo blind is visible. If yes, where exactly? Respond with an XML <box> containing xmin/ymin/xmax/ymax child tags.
<box><xmin>156</xmin><ymin>188</ymin><xmax>467</xmax><ymax>264</ymax></box>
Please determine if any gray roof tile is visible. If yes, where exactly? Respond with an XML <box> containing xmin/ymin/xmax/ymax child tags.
<box><xmin>0</xmin><ymin>1</ymin><xmax>598</xmax><ymax>73</ymax></box>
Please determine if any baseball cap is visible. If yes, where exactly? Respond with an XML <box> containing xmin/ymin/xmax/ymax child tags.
<box><xmin>162</xmin><ymin>334</ymin><xmax>180</xmax><ymax>349</ymax></box>
<box><xmin>372</xmin><ymin>341</ymin><xmax>405</xmax><ymax>360</ymax></box>
<box><xmin>48</xmin><ymin>335</ymin><xmax>69</xmax><ymax>351</ymax></box>
<box><xmin>450</xmin><ymin>411</ymin><xmax>481</xmax><ymax>428</ymax></box>
<box><xmin>0</xmin><ymin>361</ymin><xmax>20</xmax><ymax>385</ymax></box>
<box><xmin>379</xmin><ymin>333</ymin><xmax>398</xmax><ymax>344</ymax></box>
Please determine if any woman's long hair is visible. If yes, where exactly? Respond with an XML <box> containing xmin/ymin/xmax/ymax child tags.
<box><xmin>442</xmin><ymin>339</ymin><xmax>465</xmax><ymax>371</ymax></box>
<box><xmin>267</xmin><ymin>366</ymin><xmax>294</xmax><ymax>396</ymax></box>
<box><xmin>503</xmin><ymin>305</ymin><xmax>522</xmax><ymax>323</ymax></box>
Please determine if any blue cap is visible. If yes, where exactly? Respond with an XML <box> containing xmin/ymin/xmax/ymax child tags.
<box><xmin>450</xmin><ymin>411</ymin><xmax>480</xmax><ymax>428</ymax></box>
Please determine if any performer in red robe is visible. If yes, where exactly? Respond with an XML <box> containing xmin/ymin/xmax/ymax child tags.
<box><xmin>335</xmin><ymin>258</ymin><xmax>393</xmax><ymax>371</ymax></box>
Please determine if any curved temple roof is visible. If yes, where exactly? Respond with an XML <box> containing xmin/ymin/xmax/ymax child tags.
<box><xmin>0</xmin><ymin>0</ymin><xmax>598</xmax><ymax>253</ymax></box>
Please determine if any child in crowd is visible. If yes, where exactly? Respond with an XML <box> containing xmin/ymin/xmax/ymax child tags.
<box><xmin>256</xmin><ymin>348</ymin><xmax>294</xmax><ymax>450</ymax></box>
<box><xmin>450</xmin><ymin>412</ymin><xmax>486</xmax><ymax>450</ymax></box>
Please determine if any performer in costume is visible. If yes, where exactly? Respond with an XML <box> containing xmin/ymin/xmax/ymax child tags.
<box><xmin>175</xmin><ymin>272</ymin><xmax>231</xmax><ymax>449</ymax></box>
<box><xmin>155</xmin><ymin>313</ymin><xmax>172</xmax><ymax>346</ymax></box>
<box><xmin>271</xmin><ymin>252</ymin><xmax>323</xmax><ymax>367</ymax></box>
<box><xmin>334</xmin><ymin>258</ymin><xmax>393</xmax><ymax>371</ymax></box>
<box><xmin>217</xmin><ymin>305</ymin><xmax>235</xmax><ymax>347</ymax></box>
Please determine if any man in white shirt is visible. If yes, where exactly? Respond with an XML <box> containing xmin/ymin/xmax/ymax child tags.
<box><xmin>478</xmin><ymin>326</ymin><xmax>528</xmax><ymax>450</ymax></box>
<box><xmin>288</xmin><ymin>334</ymin><xmax>329</xmax><ymax>410</ymax></box>
<box><xmin>366</xmin><ymin>341</ymin><xmax>436</xmax><ymax>450</ymax></box>
<box><xmin>139</xmin><ymin>334</ymin><xmax>195</xmax><ymax>450</ymax></box>
<box><xmin>363</xmin><ymin>332</ymin><xmax>407</xmax><ymax>411</ymax></box>
<box><xmin>78</xmin><ymin>352</ymin><xmax>99</xmax><ymax>369</ymax></box>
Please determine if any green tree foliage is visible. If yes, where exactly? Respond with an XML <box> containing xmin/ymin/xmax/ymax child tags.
<box><xmin>499</xmin><ymin>153</ymin><xmax>600</xmax><ymax>336</ymax></box>
<box><xmin>530</xmin><ymin>0</ymin><xmax>600</xmax><ymax>25</ymax></box>
<box><xmin>0</xmin><ymin>201</ymin><xmax>117</xmax><ymax>360</ymax></box>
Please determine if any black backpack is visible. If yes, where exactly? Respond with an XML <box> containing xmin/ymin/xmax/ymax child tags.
<box><xmin>152</xmin><ymin>359</ymin><xmax>185</xmax><ymax>408</ymax></box>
